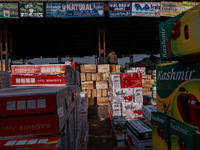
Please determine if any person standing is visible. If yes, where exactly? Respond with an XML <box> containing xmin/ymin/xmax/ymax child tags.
<box><xmin>106</xmin><ymin>49</ymin><xmax>118</xmax><ymax>65</ymax></box>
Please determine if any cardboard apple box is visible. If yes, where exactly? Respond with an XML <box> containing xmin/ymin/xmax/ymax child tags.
<box><xmin>159</xmin><ymin>4</ymin><xmax>200</xmax><ymax>61</ymax></box>
<box><xmin>170</xmin><ymin>119</ymin><xmax>200</xmax><ymax>150</ymax></box>
<box><xmin>133</xmin><ymin>88</ymin><xmax>143</xmax><ymax>103</ymax></box>
<box><xmin>127</xmin><ymin>119</ymin><xmax>152</xmax><ymax>150</ymax></box>
<box><xmin>0</xmin><ymin>115</ymin><xmax>60</xmax><ymax>137</ymax></box>
<box><xmin>120</xmin><ymin>73</ymin><xmax>142</xmax><ymax>89</ymax></box>
<box><xmin>157</xmin><ymin>61</ymin><xmax>200</xmax><ymax>129</ymax></box>
<box><xmin>141</xmin><ymin>105</ymin><xmax>157</xmax><ymax>122</ymax></box>
<box><xmin>112</xmin><ymin>103</ymin><xmax>122</xmax><ymax>118</ymax></box>
<box><xmin>11</xmin><ymin>64</ymin><xmax>66</xmax><ymax>75</ymax></box>
<box><xmin>112</xmin><ymin>118</ymin><xmax>127</xmax><ymax>132</ymax></box>
<box><xmin>143</xmin><ymin>95</ymin><xmax>152</xmax><ymax>105</ymax></box>
<box><xmin>151</xmin><ymin>112</ymin><xmax>170</xmax><ymax>150</ymax></box>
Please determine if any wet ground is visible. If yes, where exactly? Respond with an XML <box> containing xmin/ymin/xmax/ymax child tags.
<box><xmin>87</xmin><ymin>105</ymin><xmax>129</xmax><ymax>150</ymax></box>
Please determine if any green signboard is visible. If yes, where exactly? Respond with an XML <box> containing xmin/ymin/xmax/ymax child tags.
<box><xmin>0</xmin><ymin>3</ymin><xmax>18</xmax><ymax>18</ymax></box>
<box><xmin>20</xmin><ymin>2</ymin><xmax>44</xmax><ymax>18</ymax></box>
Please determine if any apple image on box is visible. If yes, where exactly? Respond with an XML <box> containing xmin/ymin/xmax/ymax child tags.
<box><xmin>178</xmin><ymin>138</ymin><xmax>188</xmax><ymax>150</ymax></box>
<box><xmin>177</xmin><ymin>87</ymin><xmax>200</xmax><ymax>128</ymax></box>
<box><xmin>127</xmin><ymin>135</ymin><xmax>133</xmax><ymax>147</ymax></box>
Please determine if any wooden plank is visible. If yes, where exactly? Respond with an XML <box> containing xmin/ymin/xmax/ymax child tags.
<box><xmin>80</xmin><ymin>65</ymin><xmax>97</xmax><ymax>73</ymax></box>
<box><xmin>92</xmin><ymin>89</ymin><xmax>97</xmax><ymax>97</ymax></box>
<box><xmin>80</xmin><ymin>73</ymin><xmax>86</xmax><ymax>82</ymax></box>
<box><xmin>143</xmin><ymin>91</ymin><xmax>152</xmax><ymax>95</ymax></box>
<box><xmin>110</xmin><ymin>65</ymin><xmax>116</xmax><ymax>73</ymax></box>
<box><xmin>97</xmin><ymin>97</ymin><xmax>109</xmax><ymax>105</ymax></box>
<box><xmin>115</xmin><ymin>65</ymin><xmax>121</xmax><ymax>73</ymax></box>
<box><xmin>102</xmin><ymin>89</ymin><xmax>108</xmax><ymax>97</ymax></box>
<box><xmin>96</xmin><ymin>73</ymin><xmax>101</xmax><ymax>81</ymax></box>
<box><xmin>92</xmin><ymin>73</ymin><xmax>97</xmax><ymax>81</ymax></box>
<box><xmin>81</xmin><ymin>81</ymin><xmax>95</xmax><ymax>89</ymax></box>
<box><xmin>96</xmin><ymin>89</ymin><xmax>102</xmax><ymax>98</ymax></box>
<box><xmin>97</xmin><ymin>64</ymin><xmax>110</xmax><ymax>73</ymax></box>
<box><xmin>86</xmin><ymin>73</ymin><xmax>92</xmax><ymax>81</ymax></box>
<box><xmin>86</xmin><ymin>89</ymin><xmax>92</xmax><ymax>98</ymax></box>
<box><xmin>142</xmin><ymin>75</ymin><xmax>151</xmax><ymax>79</ymax></box>
<box><xmin>143</xmin><ymin>84</ymin><xmax>153</xmax><ymax>88</ymax></box>
<box><xmin>96</xmin><ymin>81</ymin><xmax>108</xmax><ymax>89</ymax></box>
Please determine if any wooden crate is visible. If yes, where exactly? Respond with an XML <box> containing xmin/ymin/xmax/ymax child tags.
<box><xmin>96</xmin><ymin>81</ymin><xmax>108</xmax><ymax>89</ymax></box>
<box><xmin>96</xmin><ymin>89</ymin><xmax>102</xmax><ymax>98</ymax></box>
<box><xmin>96</xmin><ymin>73</ymin><xmax>101</xmax><ymax>81</ymax></box>
<box><xmin>80</xmin><ymin>73</ymin><xmax>86</xmax><ymax>82</ymax></box>
<box><xmin>102</xmin><ymin>89</ymin><xmax>108</xmax><ymax>97</ymax></box>
<box><xmin>142</xmin><ymin>75</ymin><xmax>151</xmax><ymax>79</ymax></box>
<box><xmin>88</xmin><ymin>97</ymin><xmax>96</xmax><ymax>105</ymax></box>
<box><xmin>92</xmin><ymin>73</ymin><xmax>97</xmax><ymax>81</ymax></box>
<box><xmin>115</xmin><ymin>65</ymin><xmax>121</xmax><ymax>73</ymax></box>
<box><xmin>97</xmin><ymin>97</ymin><xmax>109</xmax><ymax>105</ymax></box>
<box><xmin>143</xmin><ymin>87</ymin><xmax>152</xmax><ymax>92</ymax></box>
<box><xmin>81</xmin><ymin>81</ymin><xmax>95</xmax><ymax>89</ymax></box>
<box><xmin>86</xmin><ymin>89</ymin><xmax>92</xmax><ymax>97</ymax></box>
<box><xmin>110</xmin><ymin>65</ymin><xmax>116</xmax><ymax>73</ymax></box>
<box><xmin>143</xmin><ymin>84</ymin><xmax>153</xmax><ymax>88</ymax></box>
<box><xmin>143</xmin><ymin>91</ymin><xmax>152</xmax><ymax>95</ymax></box>
<box><xmin>86</xmin><ymin>73</ymin><xmax>92</xmax><ymax>81</ymax></box>
<box><xmin>81</xmin><ymin>65</ymin><xmax>97</xmax><ymax>73</ymax></box>
<box><xmin>92</xmin><ymin>89</ymin><xmax>97</xmax><ymax>97</ymax></box>
<box><xmin>97</xmin><ymin>64</ymin><xmax>110</xmax><ymax>73</ymax></box>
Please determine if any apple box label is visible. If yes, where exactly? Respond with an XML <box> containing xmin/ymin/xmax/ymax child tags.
<box><xmin>16</xmin><ymin>140</ymin><xmax>28</xmax><ymax>145</ymax></box>
<box><xmin>37</xmin><ymin>138</ymin><xmax>48</xmax><ymax>144</ymax></box>
<box><xmin>27</xmin><ymin>139</ymin><xmax>38</xmax><ymax>145</ymax></box>
<box><xmin>7</xmin><ymin>101</ymin><xmax>16</xmax><ymax>111</ymax></box>
<box><xmin>17</xmin><ymin>101</ymin><xmax>26</xmax><ymax>110</ymax></box>
<box><xmin>4</xmin><ymin>140</ymin><xmax>17</xmax><ymax>146</ymax></box>
<box><xmin>37</xmin><ymin>99</ymin><xmax>46</xmax><ymax>109</ymax></box>
<box><xmin>27</xmin><ymin>100</ymin><xmax>36</xmax><ymax>109</ymax></box>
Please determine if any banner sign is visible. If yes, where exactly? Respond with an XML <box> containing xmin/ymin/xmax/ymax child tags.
<box><xmin>182</xmin><ymin>1</ymin><xmax>199</xmax><ymax>12</ymax></box>
<box><xmin>161</xmin><ymin>2</ymin><xmax>182</xmax><ymax>17</ymax></box>
<box><xmin>66</xmin><ymin>2</ymin><xmax>104</xmax><ymax>17</ymax></box>
<box><xmin>108</xmin><ymin>2</ymin><xmax>131</xmax><ymax>18</ymax></box>
<box><xmin>20</xmin><ymin>2</ymin><xmax>44</xmax><ymax>18</ymax></box>
<box><xmin>0</xmin><ymin>3</ymin><xmax>18</xmax><ymax>18</ymax></box>
<box><xmin>46</xmin><ymin>3</ymin><xmax>66</xmax><ymax>18</ymax></box>
<box><xmin>132</xmin><ymin>2</ymin><xmax>160</xmax><ymax>17</ymax></box>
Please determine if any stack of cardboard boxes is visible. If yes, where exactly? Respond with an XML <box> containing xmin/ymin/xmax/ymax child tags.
<box><xmin>0</xmin><ymin>64</ymin><xmax>85</xmax><ymax>150</ymax></box>
<box><xmin>80</xmin><ymin>64</ymin><xmax>120</xmax><ymax>105</ymax></box>
<box><xmin>152</xmin><ymin>5</ymin><xmax>200</xmax><ymax>150</ymax></box>
<box><xmin>109</xmin><ymin>71</ymin><xmax>145</xmax><ymax>148</ymax></box>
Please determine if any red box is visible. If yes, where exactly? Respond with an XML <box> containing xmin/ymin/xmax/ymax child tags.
<box><xmin>0</xmin><ymin>86</ymin><xmax>77</xmax><ymax>133</ymax></box>
<box><xmin>11</xmin><ymin>75</ymin><xmax>67</xmax><ymax>86</ymax></box>
<box><xmin>0</xmin><ymin>115</ymin><xmax>59</xmax><ymax>137</ymax></box>
<box><xmin>11</xmin><ymin>64</ymin><xmax>66</xmax><ymax>76</ymax></box>
<box><xmin>0</xmin><ymin>136</ymin><xmax>61</xmax><ymax>149</ymax></box>
<box><xmin>120</xmin><ymin>73</ymin><xmax>142</xmax><ymax>88</ymax></box>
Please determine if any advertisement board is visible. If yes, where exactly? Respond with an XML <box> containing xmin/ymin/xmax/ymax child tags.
<box><xmin>46</xmin><ymin>3</ymin><xmax>66</xmax><ymax>18</ymax></box>
<box><xmin>0</xmin><ymin>3</ymin><xmax>18</xmax><ymax>18</ymax></box>
<box><xmin>161</xmin><ymin>2</ymin><xmax>182</xmax><ymax>17</ymax></box>
<box><xmin>132</xmin><ymin>2</ymin><xmax>160</xmax><ymax>17</ymax></box>
<box><xmin>182</xmin><ymin>1</ymin><xmax>199</xmax><ymax>12</ymax></box>
<box><xmin>20</xmin><ymin>2</ymin><xmax>44</xmax><ymax>18</ymax></box>
<box><xmin>66</xmin><ymin>2</ymin><xmax>104</xmax><ymax>17</ymax></box>
<box><xmin>109</xmin><ymin>2</ymin><xmax>131</xmax><ymax>18</ymax></box>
